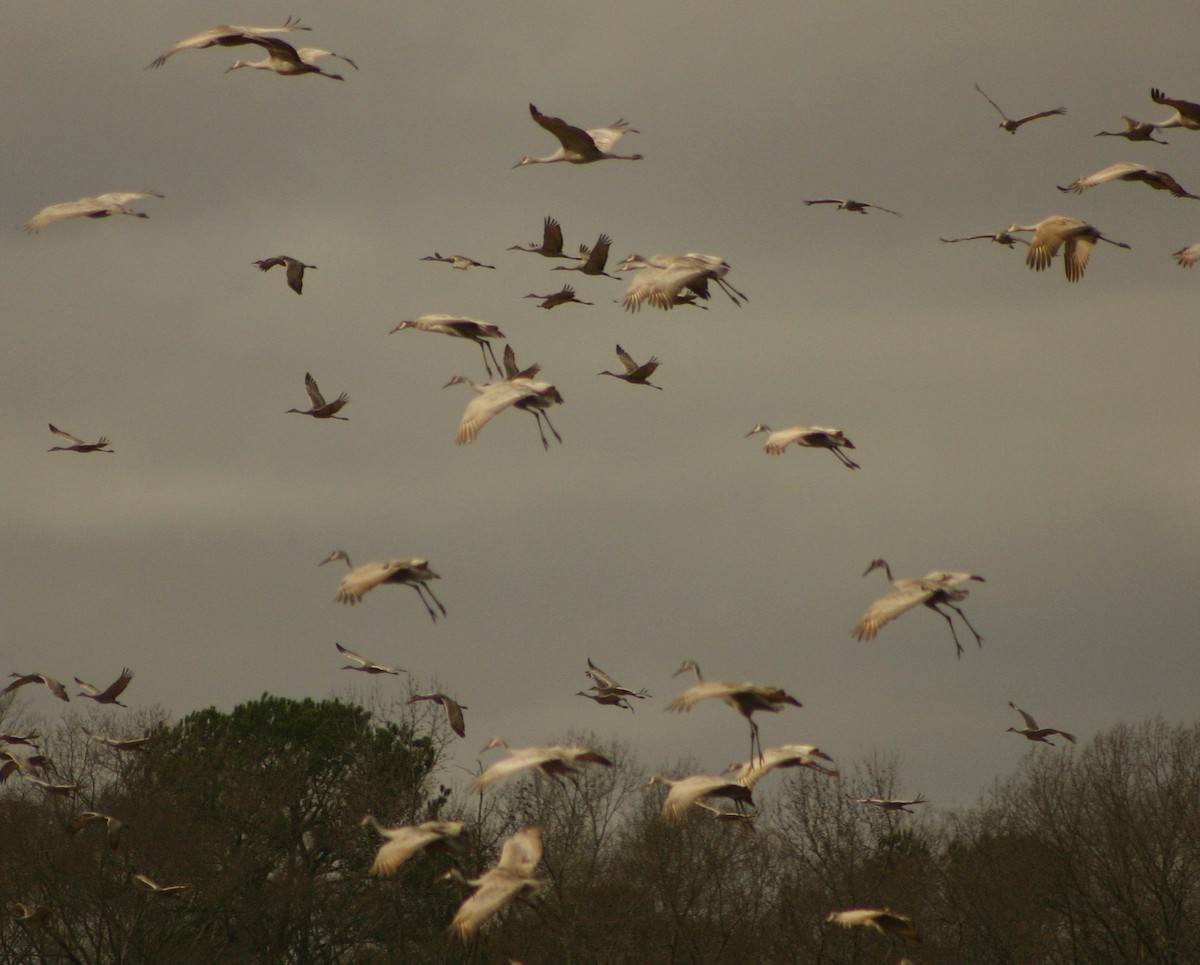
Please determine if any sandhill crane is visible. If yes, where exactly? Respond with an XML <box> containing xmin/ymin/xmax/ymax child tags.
<box><xmin>501</xmin><ymin>344</ymin><xmax>541</xmax><ymax>382</ymax></box>
<box><xmin>22</xmin><ymin>191</ymin><xmax>164</xmax><ymax>233</ymax></box>
<box><xmin>334</xmin><ymin>642</ymin><xmax>403</xmax><ymax>675</ymax></box>
<box><xmin>1095</xmin><ymin>115</ymin><xmax>1169</xmax><ymax>144</ymax></box>
<box><xmin>226</xmin><ymin>43</ymin><xmax>356</xmax><ymax>79</ymax></box>
<box><xmin>599</xmin><ymin>345</ymin><xmax>662</xmax><ymax>389</ymax></box>
<box><xmin>23</xmin><ymin>775</ymin><xmax>80</xmax><ymax>795</ymax></box>
<box><xmin>745</xmin><ymin>424</ymin><xmax>859</xmax><ymax>469</ymax></box>
<box><xmin>4</xmin><ymin>673</ymin><xmax>69</xmax><ymax>702</ymax></box>
<box><xmin>618</xmin><ymin>253</ymin><xmax>748</xmax><ymax>311</ymax></box>
<box><xmin>854</xmin><ymin>796</ymin><xmax>928</xmax><ymax>813</ymax></box>
<box><xmin>11</xmin><ymin>903</ymin><xmax>53</xmax><ymax>927</ymax></box>
<box><xmin>146</xmin><ymin>17</ymin><xmax>311</xmax><ymax>69</ymax></box>
<box><xmin>474</xmin><ymin>738</ymin><xmax>613</xmax><ymax>789</ymax></box>
<box><xmin>1057</xmin><ymin>162</ymin><xmax>1200</xmax><ymax>200</ymax></box>
<box><xmin>287</xmin><ymin>373</ymin><xmax>349</xmax><ymax>420</ymax></box>
<box><xmin>408</xmin><ymin>693</ymin><xmax>467</xmax><ymax>737</ymax></box>
<box><xmin>67</xmin><ymin>811</ymin><xmax>123</xmax><ymax>848</ymax></box>
<box><xmin>133</xmin><ymin>873</ymin><xmax>189</xmax><ymax>895</ymax></box>
<box><xmin>390</xmin><ymin>314</ymin><xmax>505</xmax><ymax>379</ymax></box>
<box><xmin>585</xmin><ymin>658</ymin><xmax>651</xmax><ymax>701</ymax></box>
<box><xmin>516</xmin><ymin>104</ymin><xmax>642</xmax><ymax>166</ymax></box>
<box><xmin>827</xmin><ymin>908</ymin><xmax>921</xmax><ymax>942</ymax></box>
<box><xmin>319</xmin><ymin>550</ymin><xmax>446</xmax><ymax>621</ymax></box>
<box><xmin>508</xmin><ymin>216</ymin><xmax>576</xmax><ymax>258</ymax></box>
<box><xmin>524</xmin><ymin>285</ymin><xmax>594</xmax><ymax>309</ymax></box>
<box><xmin>1005</xmin><ymin>216</ymin><xmax>1130</xmax><ymax>283</ymax></box>
<box><xmin>421</xmin><ymin>252</ymin><xmax>496</xmax><ymax>271</ymax></box>
<box><xmin>0</xmin><ymin>732</ymin><xmax>40</xmax><ymax>748</ymax></box>
<box><xmin>82</xmin><ymin>729</ymin><xmax>153</xmax><ymax>752</ymax></box>
<box><xmin>1173</xmin><ymin>243</ymin><xmax>1200</xmax><ymax>267</ymax></box>
<box><xmin>803</xmin><ymin>198</ymin><xmax>900</xmax><ymax>216</ymax></box>
<box><xmin>443</xmin><ymin>375</ymin><xmax>563</xmax><ymax>450</ymax></box>
<box><xmin>853</xmin><ymin>559</ymin><xmax>985</xmax><ymax>657</ymax></box>
<box><xmin>75</xmin><ymin>669</ymin><xmax>133</xmax><ymax>707</ymax></box>
<box><xmin>553</xmin><ymin>234</ymin><xmax>618</xmax><ymax>278</ymax></box>
<box><xmin>647</xmin><ymin>773</ymin><xmax>756</xmax><ymax>821</ymax></box>
<box><xmin>47</xmin><ymin>424</ymin><xmax>113</xmax><ymax>453</ymax></box>
<box><xmin>939</xmin><ymin>231</ymin><xmax>1029</xmax><ymax>248</ymax></box>
<box><xmin>577</xmin><ymin>690</ymin><xmax>636</xmax><ymax>712</ymax></box>
<box><xmin>974</xmin><ymin>83</ymin><xmax>1065</xmax><ymax>133</ymax></box>
<box><xmin>253</xmin><ymin>255</ymin><xmax>315</xmax><ymax>294</ymax></box>
<box><xmin>667</xmin><ymin>660</ymin><xmax>802</xmax><ymax>764</ymax></box>
<box><xmin>360</xmin><ymin>816</ymin><xmax>468</xmax><ymax>877</ymax></box>
<box><xmin>1007</xmin><ymin>701</ymin><xmax>1077</xmax><ymax>746</ymax></box>
<box><xmin>1</xmin><ymin>751</ymin><xmax>47</xmax><ymax>782</ymax></box>
<box><xmin>1149</xmin><ymin>88</ymin><xmax>1200</xmax><ymax>131</ymax></box>
<box><xmin>446</xmin><ymin>826</ymin><xmax>547</xmax><ymax>943</ymax></box>
<box><xmin>726</xmin><ymin>745</ymin><xmax>840</xmax><ymax>791</ymax></box>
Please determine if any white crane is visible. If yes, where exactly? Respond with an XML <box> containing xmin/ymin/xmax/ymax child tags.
<box><xmin>3</xmin><ymin>673</ymin><xmax>69</xmax><ymax>702</ymax></box>
<box><xmin>508</xmin><ymin>216</ymin><xmax>576</xmax><ymax>258</ymax></box>
<box><xmin>939</xmin><ymin>231</ymin><xmax>1028</xmax><ymax>248</ymax></box>
<box><xmin>1007</xmin><ymin>701</ymin><xmax>1077</xmax><ymax>746</ymax></box>
<box><xmin>725</xmin><ymin>745</ymin><xmax>840</xmax><ymax>791</ymax></box>
<box><xmin>253</xmin><ymin>255</ymin><xmax>315</xmax><ymax>294</ymax></box>
<box><xmin>802</xmin><ymin>198</ymin><xmax>900</xmax><ymax>216</ymax></box>
<box><xmin>408</xmin><ymin>693</ymin><xmax>467</xmax><ymax>738</ymax></box>
<box><xmin>82</xmin><ymin>729</ymin><xmax>153</xmax><ymax>752</ymax></box>
<box><xmin>334</xmin><ymin>642</ymin><xmax>403</xmax><ymax>675</ymax></box>
<box><xmin>319</xmin><ymin>550</ymin><xmax>446</xmax><ymax>621</ymax></box>
<box><xmin>446</xmin><ymin>826</ymin><xmax>547</xmax><ymax>943</ymax></box>
<box><xmin>22</xmin><ymin>192</ymin><xmax>163</xmax><ymax>233</ymax></box>
<box><xmin>474</xmin><ymin>738</ymin><xmax>613</xmax><ymax>789</ymax></box>
<box><xmin>552</xmin><ymin>234</ymin><xmax>619</xmax><ymax>279</ymax></box>
<box><xmin>524</xmin><ymin>285</ymin><xmax>594</xmax><ymax>309</ymax></box>
<box><xmin>745</xmin><ymin>424</ymin><xmax>859</xmax><ymax>469</ymax></box>
<box><xmin>75</xmin><ymin>669</ymin><xmax>133</xmax><ymax>707</ymax></box>
<box><xmin>226</xmin><ymin>43</ymin><xmax>357</xmax><ymax>79</ymax></box>
<box><xmin>443</xmin><ymin>375</ymin><xmax>563</xmax><ymax>450</ymax></box>
<box><xmin>360</xmin><ymin>816</ymin><xmax>468</xmax><ymax>877</ymax></box>
<box><xmin>1149</xmin><ymin>88</ymin><xmax>1200</xmax><ymax>131</ymax></box>
<box><xmin>1173</xmin><ymin>243</ymin><xmax>1200</xmax><ymax>267</ymax></box>
<box><xmin>1005</xmin><ymin>216</ymin><xmax>1130</xmax><ymax>283</ymax></box>
<box><xmin>647</xmin><ymin>773</ymin><xmax>756</xmax><ymax>821</ymax></box>
<box><xmin>852</xmin><ymin>559</ymin><xmax>985</xmax><ymax>658</ymax></box>
<box><xmin>667</xmin><ymin>660</ymin><xmax>802</xmax><ymax>764</ymax></box>
<box><xmin>421</xmin><ymin>252</ymin><xmax>496</xmax><ymax>271</ymax></box>
<box><xmin>1095</xmin><ymin>116</ymin><xmax>1169</xmax><ymax>144</ymax></box>
<box><xmin>827</xmin><ymin>908</ymin><xmax>921</xmax><ymax>942</ymax></box>
<box><xmin>287</xmin><ymin>373</ymin><xmax>349</xmax><ymax>420</ymax></box>
<box><xmin>618</xmin><ymin>253</ymin><xmax>748</xmax><ymax>312</ymax></box>
<box><xmin>133</xmin><ymin>873</ymin><xmax>189</xmax><ymax>895</ymax></box>
<box><xmin>974</xmin><ymin>82</ymin><xmax>1065</xmax><ymax>133</ymax></box>
<box><xmin>853</xmin><ymin>796</ymin><xmax>928</xmax><ymax>813</ymax></box>
<box><xmin>390</xmin><ymin>314</ymin><xmax>505</xmax><ymax>379</ymax></box>
<box><xmin>1057</xmin><ymin>162</ymin><xmax>1200</xmax><ymax>200</ymax></box>
<box><xmin>515</xmin><ymin>104</ymin><xmax>642</xmax><ymax>166</ymax></box>
<box><xmin>67</xmin><ymin>811</ymin><xmax>123</xmax><ymax>848</ymax></box>
<box><xmin>599</xmin><ymin>345</ymin><xmax>662</xmax><ymax>390</ymax></box>
<box><xmin>146</xmin><ymin>17</ymin><xmax>311</xmax><ymax>69</ymax></box>
<box><xmin>47</xmin><ymin>425</ymin><xmax>113</xmax><ymax>453</ymax></box>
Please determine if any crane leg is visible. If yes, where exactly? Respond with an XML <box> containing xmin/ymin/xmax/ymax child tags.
<box><xmin>529</xmin><ymin>413</ymin><xmax>550</xmax><ymax>450</ymax></box>
<box><xmin>932</xmin><ymin>606</ymin><xmax>965</xmax><ymax>658</ymax></box>
<box><xmin>419</xmin><ymin>581</ymin><xmax>448</xmax><ymax>617</ymax></box>
<box><xmin>410</xmin><ymin>584</ymin><xmax>439</xmax><ymax>622</ymax></box>
<box><xmin>829</xmin><ymin>447</ymin><xmax>860</xmax><ymax>470</ymax></box>
<box><xmin>539</xmin><ymin>410</ymin><xmax>562</xmax><ymax>444</ymax></box>
<box><xmin>483</xmin><ymin>341</ymin><xmax>503</xmax><ymax>378</ymax></box>
<box><xmin>714</xmin><ymin>276</ymin><xmax>750</xmax><ymax>306</ymax></box>
<box><xmin>947</xmin><ymin>604</ymin><xmax>984</xmax><ymax>647</ymax></box>
<box><xmin>476</xmin><ymin>341</ymin><xmax>495</xmax><ymax>379</ymax></box>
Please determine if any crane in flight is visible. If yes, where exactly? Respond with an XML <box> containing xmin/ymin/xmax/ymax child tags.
<box><xmin>745</xmin><ymin>424</ymin><xmax>858</xmax><ymax>468</ymax></box>
<box><xmin>286</xmin><ymin>373</ymin><xmax>349</xmax><ymax>420</ymax></box>
<box><xmin>1057</xmin><ymin>162</ymin><xmax>1200</xmax><ymax>200</ymax></box>
<box><xmin>974</xmin><ymin>82</ymin><xmax>1065</xmax><ymax>133</ymax></box>
<box><xmin>23</xmin><ymin>192</ymin><xmax>163</xmax><ymax>233</ymax></box>
<box><xmin>226</xmin><ymin>43</ymin><xmax>356</xmax><ymax>79</ymax></box>
<box><xmin>47</xmin><ymin>425</ymin><xmax>113</xmax><ymax>453</ymax></box>
<box><xmin>508</xmin><ymin>217</ymin><xmax>576</xmax><ymax>258</ymax></box>
<box><xmin>1007</xmin><ymin>701</ymin><xmax>1077</xmax><ymax>746</ymax></box>
<box><xmin>515</xmin><ymin>104</ymin><xmax>642</xmax><ymax>166</ymax></box>
<box><xmin>852</xmin><ymin>559</ymin><xmax>985</xmax><ymax>657</ymax></box>
<box><xmin>253</xmin><ymin>256</ymin><xmax>315</xmax><ymax>294</ymax></box>
<box><xmin>390</xmin><ymin>315</ymin><xmax>505</xmax><ymax>379</ymax></box>
<box><xmin>1006</xmin><ymin>216</ymin><xmax>1130</xmax><ymax>283</ymax></box>
<box><xmin>599</xmin><ymin>345</ymin><xmax>663</xmax><ymax>389</ymax></box>
<box><xmin>319</xmin><ymin>550</ymin><xmax>446</xmax><ymax>621</ymax></box>
<box><xmin>803</xmin><ymin>198</ymin><xmax>900</xmax><ymax>216</ymax></box>
<box><xmin>146</xmin><ymin>18</ymin><xmax>312</xmax><ymax>69</ymax></box>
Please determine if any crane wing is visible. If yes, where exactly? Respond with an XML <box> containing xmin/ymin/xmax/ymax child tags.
<box><xmin>852</xmin><ymin>585</ymin><xmax>932</xmax><ymax>640</ymax></box>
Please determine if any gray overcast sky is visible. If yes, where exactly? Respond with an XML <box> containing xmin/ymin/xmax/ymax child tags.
<box><xmin>4</xmin><ymin>1</ymin><xmax>1198</xmax><ymax>807</ymax></box>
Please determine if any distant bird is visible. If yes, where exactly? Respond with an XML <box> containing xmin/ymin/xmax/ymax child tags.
<box><xmin>408</xmin><ymin>693</ymin><xmax>467</xmax><ymax>738</ymax></box>
<box><xmin>827</xmin><ymin>908</ymin><xmax>921</xmax><ymax>942</ymax></box>
<box><xmin>854</xmin><ymin>796</ymin><xmax>928</xmax><ymax>813</ymax></box>
<box><xmin>576</xmin><ymin>689</ymin><xmax>636</xmax><ymax>712</ymax></box>
<box><xmin>516</xmin><ymin>104</ymin><xmax>642</xmax><ymax>166</ymax></box>
<box><xmin>146</xmin><ymin>17</ymin><xmax>311</xmax><ymax>69</ymax></box>
<box><xmin>475</xmin><ymin>739</ymin><xmax>613</xmax><ymax>789</ymax></box>
<box><xmin>974</xmin><ymin>83</ymin><xmax>1065</xmax><ymax>133</ymax></box>
<box><xmin>75</xmin><ymin>669</ymin><xmax>133</xmax><ymax>707</ymax></box>
<box><xmin>443</xmin><ymin>375</ymin><xmax>563</xmax><ymax>450</ymax></box>
<box><xmin>335</xmin><ymin>642</ymin><xmax>403</xmax><ymax>675</ymax></box>
<box><xmin>67</xmin><ymin>811</ymin><xmax>123</xmax><ymax>848</ymax></box>
<box><xmin>501</xmin><ymin>344</ymin><xmax>541</xmax><ymax>382</ymax></box>
<box><xmin>4</xmin><ymin>673</ymin><xmax>69</xmax><ymax>702</ymax></box>
<box><xmin>253</xmin><ymin>255</ymin><xmax>315</xmax><ymax>294</ymax></box>
<box><xmin>83</xmin><ymin>729</ymin><xmax>153</xmax><ymax>752</ymax></box>
<box><xmin>319</xmin><ymin>550</ymin><xmax>446</xmax><ymax>621</ymax></box>
<box><xmin>390</xmin><ymin>314</ymin><xmax>505</xmax><ymax>379</ymax></box>
<box><xmin>47</xmin><ymin>424</ymin><xmax>114</xmax><ymax>453</ymax></box>
<box><xmin>361</xmin><ymin>816</ymin><xmax>469</xmax><ymax>877</ymax></box>
<box><xmin>745</xmin><ymin>424</ymin><xmax>859</xmax><ymax>469</ymax></box>
<box><xmin>726</xmin><ymin>745</ymin><xmax>840</xmax><ymax>791</ymax></box>
<box><xmin>524</xmin><ymin>285</ymin><xmax>594</xmax><ymax>309</ymax></box>
<box><xmin>554</xmin><ymin>234</ymin><xmax>619</xmax><ymax>278</ymax></box>
<box><xmin>1005</xmin><ymin>216</ymin><xmax>1130</xmax><ymax>283</ymax></box>
<box><xmin>23</xmin><ymin>775</ymin><xmax>79</xmax><ymax>795</ymax></box>
<box><xmin>446</xmin><ymin>826</ymin><xmax>547</xmax><ymax>943</ymax></box>
<box><xmin>421</xmin><ymin>252</ymin><xmax>496</xmax><ymax>271</ymax></box>
<box><xmin>1007</xmin><ymin>701</ymin><xmax>1077</xmax><ymax>746</ymax></box>
<box><xmin>1149</xmin><ymin>87</ymin><xmax>1200</xmax><ymax>131</ymax></box>
<box><xmin>22</xmin><ymin>191</ymin><xmax>164</xmax><ymax>233</ymax></box>
<box><xmin>599</xmin><ymin>345</ymin><xmax>662</xmax><ymax>390</ymax></box>
<box><xmin>1172</xmin><ymin>243</ymin><xmax>1200</xmax><ymax>267</ymax></box>
<box><xmin>939</xmin><ymin>231</ymin><xmax>1029</xmax><ymax>248</ymax></box>
<box><xmin>584</xmin><ymin>658</ymin><xmax>651</xmax><ymax>702</ymax></box>
<box><xmin>226</xmin><ymin>42</ymin><xmax>356</xmax><ymax>79</ymax></box>
<box><xmin>133</xmin><ymin>873</ymin><xmax>189</xmax><ymax>895</ymax></box>
<box><xmin>11</xmin><ymin>903</ymin><xmax>53</xmax><ymax>927</ymax></box>
<box><xmin>618</xmin><ymin>253</ymin><xmax>748</xmax><ymax>311</ymax></box>
<box><xmin>803</xmin><ymin>198</ymin><xmax>900</xmax><ymax>216</ymax></box>
<box><xmin>1057</xmin><ymin>162</ymin><xmax>1200</xmax><ymax>199</ymax></box>
<box><xmin>508</xmin><ymin>216</ymin><xmax>576</xmax><ymax>259</ymax></box>
<box><xmin>287</xmin><ymin>372</ymin><xmax>349</xmax><ymax>420</ymax></box>
<box><xmin>647</xmin><ymin>773</ymin><xmax>755</xmax><ymax>821</ymax></box>
<box><xmin>1095</xmin><ymin>115</ymin><xmax>1169</xmax><ymax>144</ymax></box>
<box><xmin>667</xmin><ymin>660</ymin><xmax>802</xmax><ymax>764</ymax></box>
<box><xmin>853</xmin><ymin>559</ymin><xmax>985</xmax><ymax>658</ymax></box>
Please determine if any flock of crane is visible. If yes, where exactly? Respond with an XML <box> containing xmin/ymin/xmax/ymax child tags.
<box><xmin>17</xmin><ymin>13</ymin><xmax>1186</xmax><ymax>952</ymax></box>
